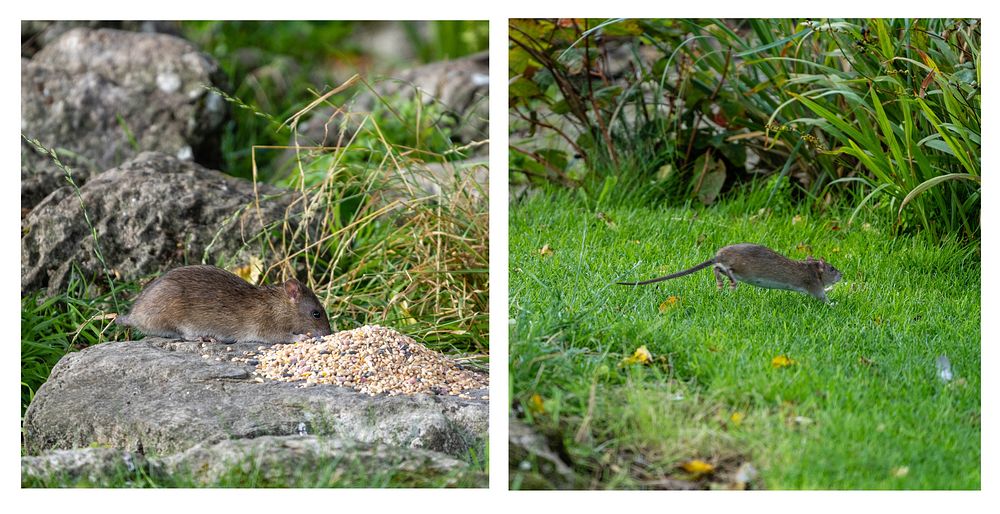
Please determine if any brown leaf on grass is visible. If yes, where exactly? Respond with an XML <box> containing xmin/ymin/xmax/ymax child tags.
<box><xmin>596</xmin><ymin>211</ymin><xmax>616</xmax><ymax>228</ymax></box>
<box><xmin>919</xmin><ymin>69</ymin><xmax>936</xmax><ymax>98</ymax></box>
<box><xmin>538</xmin><ymin>244</ymin><xmax>553</xmax><ymax>257</ymax></box>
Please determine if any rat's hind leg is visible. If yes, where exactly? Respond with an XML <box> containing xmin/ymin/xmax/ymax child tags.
<box><xmin>715</xmin><ymin>264</ymin><xmax>738</xmax><ymax>290</ymax></box>
<box><xmin>713</xmin><ymin>265</ymin><xmax>727</xmax><ymax>290</ymax></box>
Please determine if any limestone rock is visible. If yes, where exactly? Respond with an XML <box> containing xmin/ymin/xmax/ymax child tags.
<box><xmin>21</xmin><ymin>435</ymin><xmax>476</xmax><ymax>487</ymax></box>
<box><xmin>20</xmin><ymin>152</ymin><xmax>289</xmax><ymax>295</ymax></box>
<box><xmin>20</xmin><ymin>447</ymin><xmax>157</xmax><ymax>486</ymax></box>
<box><xmin>163</xmin><ymin>435</ymin><xmax>472</xmax><ymax>485</ymax></box>
<box><xmin>21</xmin><ymin>28</ymin><xmax>226</xmax><ymax>210</ymax></box>
<box><xmin>22</xmin><ymin>338</ymin><xmax>487</xmax><ymax>459</ymax></box>
<box><xmin>21</xmin><ymin>21</ymin><xmax>182</xmax><ymax>58</ymax></box>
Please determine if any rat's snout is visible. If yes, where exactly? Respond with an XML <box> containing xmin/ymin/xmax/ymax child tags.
<box><xmin>314</xmin><ymin>321</ymin><xmax>333</xmax><ymax>337</ymax></box>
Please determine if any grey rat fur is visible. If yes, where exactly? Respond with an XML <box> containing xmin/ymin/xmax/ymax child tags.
<box><xmin>115</xmin><ymin>265</ymin><xmax>333</xmax><ymax>343</ymax></box>
<box><xmin>618</xmin><ymin>243</ymin><xmax>842</xmax><ymax>302</ymax></box>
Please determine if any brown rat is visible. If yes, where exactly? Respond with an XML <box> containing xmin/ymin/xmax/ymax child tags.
<box><xmin>114</xmin><ymin>265</ymin><xmax>333</xmax><ymax>343</ymax></box>
<box><xmin>618</xmin><ymin>243</ymin><xmax>842</xmax><ymax>302</ymax></box>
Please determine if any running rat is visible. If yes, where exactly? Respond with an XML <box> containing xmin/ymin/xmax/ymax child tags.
<box><xmin>617</xmin><ymin>243</ymin><xmax>842</xmax><ymax>302</ymax></box>
<box><xmin>114</xmin><ymin>265</ymin><xmax>333</xmax><ymax>343</ymax></box>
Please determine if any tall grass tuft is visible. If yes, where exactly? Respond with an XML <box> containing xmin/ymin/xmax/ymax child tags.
<box><xmin>21</xmin><ymin>275</ymin><xmax>132</xmax><ymax>417</ymax></box>
<box><xmin>237</xmin><ymin>76</ymin><xmax>490</xmax><ymax>357</ymax></box>
<box><xmin>681</xmin><ymin>18</ymin><xmax>980</xmax><ymax>242</ymax></box>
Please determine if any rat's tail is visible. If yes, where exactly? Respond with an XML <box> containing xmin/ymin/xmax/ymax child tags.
<box><xmin>617</xmin><ymin>259</ymin><xmax>714</xmax><ymax>286</ymax></box>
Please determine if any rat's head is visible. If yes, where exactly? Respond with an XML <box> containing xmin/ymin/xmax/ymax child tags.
<box><xmin>807</xmin><ymin>257</ymin><xmax>842</xmax><ymax>286</ymax></box>
<box><xmin>282</xmin><ymin>278</ymin><xmax>333</xmax><ymax>339</ymax></box>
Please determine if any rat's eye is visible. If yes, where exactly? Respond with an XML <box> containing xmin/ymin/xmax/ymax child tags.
<box><xmin>311</xmin><ymin>310</ymin><xmax>322</xmax><ymax>319</ymax></box>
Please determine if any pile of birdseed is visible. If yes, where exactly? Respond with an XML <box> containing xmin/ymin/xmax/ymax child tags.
<box><xmin>246</xmin><ymin>325</ymin><xmax>488</xmax><ymax>399</ymax></box>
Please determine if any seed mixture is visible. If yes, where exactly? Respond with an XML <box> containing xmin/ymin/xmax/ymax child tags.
<box><xmin>237</xmin><ymin>325</ymin><xmax>488</xmax><ymax>399</ymax></box>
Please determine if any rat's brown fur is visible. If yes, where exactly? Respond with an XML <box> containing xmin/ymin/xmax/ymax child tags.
<box><xmin>618</xmin><ymin>243</ymin><xmax>842</xmax><ymax>302</ymax></box>
<box><xmin>115</xmin><ymin>265</ymin><xmax>333</xmax><ymax>343</ymax></box>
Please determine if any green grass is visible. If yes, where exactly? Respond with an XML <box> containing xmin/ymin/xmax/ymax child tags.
<box><xmin>509</xmin><ymin>190</ymin><xmax>980</xmax><ymax>489</ymax></box>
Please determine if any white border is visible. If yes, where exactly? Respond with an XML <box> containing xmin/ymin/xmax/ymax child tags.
<box><xmin>7</xmin><ymin>1</ymin><xmax>994</xmax><ymax>512</ymax></box>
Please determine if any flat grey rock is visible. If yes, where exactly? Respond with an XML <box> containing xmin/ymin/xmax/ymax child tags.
<box><xmin>22</xmin><ymin>338</ymin><xmax>487</xmax><ymax>459</ymax></box>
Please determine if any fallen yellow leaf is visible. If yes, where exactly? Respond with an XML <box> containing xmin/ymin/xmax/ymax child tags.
<box><xmin>623</xmin><ymin>345</ymin><xmax>652</xmax><ymax>366</ymax></box>
<box><xmin>658</xmin><ymin>296</ymin><xmax>680</xmax><ymax>313</ymax></box>
<box><xmin>892</xmin><ymin>466</ymin><xmax>909</xmax><ymax>478</ymax></box>
<box><xmin>772</xmin><ymin>355</ymin><xmax>795</xmax><ymax>368</ymax></box>
<box><xmin>529</xmin><ymin>393</ymin><xmax>545</xmax><ymax>414</ymax></box>
<box><xmin>792</xmin><ymin>214</ymin><xmax>803</xmax><ymax>225</ymax></box>
<box><xmin>231</xmin><ymin>256</ymin><xmax>263</xmax><ymax>284</ymax></box>
<box><xmin>538</xmin><ymin>244</ymin><xmax>554</xmax><ymax>257</ymax></box>
<box><xmin>680</xmin><ymin>459</ymin><xmax>715</xmax><ymax>477</ymax></box>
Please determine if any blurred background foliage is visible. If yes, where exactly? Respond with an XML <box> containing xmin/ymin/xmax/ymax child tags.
<box><xmin>183</xmin><ymin>20</ymin><xmax>489</xmax><ymax>182</ymax></box>
<box><xmin>508</xmin><ymin>18</ymin><xmax>980</xmax><ymax>244</ymax></box>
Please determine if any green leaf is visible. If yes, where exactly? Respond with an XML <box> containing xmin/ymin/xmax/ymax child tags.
<box><xmin>691</xmin><ymin>152</ymin><xmax>726</xmax><ymax>205</ymax></box>
<box><xmin>898</xmin><ymin>173</ymin><xmax>981</xmax><ymax>218</ymax></box>
<box><xmin>509</xmin><ymin>76</ymin><xmax>542</xmax><ymax>99</ymax></box>
<box><xmin>735</xmin><ymin>27</ymin><xmax>811</xmax><ymax>57</ymax></box>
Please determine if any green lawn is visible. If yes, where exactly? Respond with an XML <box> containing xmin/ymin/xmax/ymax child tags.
<box><xmin>509</xmin><ymin>191</ymin><xmax>980</xmax><ymax>489</ymax></box>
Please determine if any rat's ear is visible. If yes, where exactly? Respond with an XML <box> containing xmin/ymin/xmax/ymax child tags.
<box><xmin>810</xmin><ymin>260</ymin><xmax>824</xmax><ymax>279</ymax></box>
<box><xmin>283</xmin><ymin>279</ymin><xmax>303</xmax><ymax>301</ymax></box>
